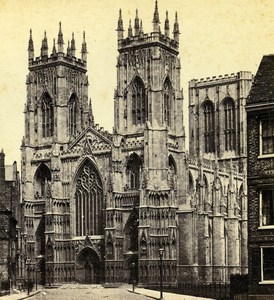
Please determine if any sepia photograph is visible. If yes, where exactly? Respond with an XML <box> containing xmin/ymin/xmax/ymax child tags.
<box><xmin>0</xmin><ymin>0</ymin><xmax>273</xmax><ymax>299</ymax></box>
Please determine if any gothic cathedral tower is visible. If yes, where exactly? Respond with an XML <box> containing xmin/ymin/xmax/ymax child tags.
<box><xmin>106</xmin><ymin>1</ymin><xmax>185</xmax><ymax>285</ymax></box>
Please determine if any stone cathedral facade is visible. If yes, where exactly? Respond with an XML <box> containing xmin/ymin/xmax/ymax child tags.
<box><xmin>21</xmin><ymin>1</ymin><xmax>251</xmax><ymax>286</ymax></box>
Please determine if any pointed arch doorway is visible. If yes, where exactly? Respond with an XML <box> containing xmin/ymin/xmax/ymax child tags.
<box><xmin>75</xmin><ymin>247</ymin><xmax>101</xmax><ymax>284</ymax></box>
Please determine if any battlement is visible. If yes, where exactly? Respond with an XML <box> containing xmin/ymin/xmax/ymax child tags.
<box><xmin>28</xmin><ymin>53</ymin><xmax>87</xmax><ymax>71</ymax></box>
<box><xmin>118</xmin><ymin>31</ymin><xmax>179</xmax><ymax>53</ymax></box>
<box><xmin>189</xmin><ymin>71</ymin><xmax>253</xmax><ymax>88</ymax></box>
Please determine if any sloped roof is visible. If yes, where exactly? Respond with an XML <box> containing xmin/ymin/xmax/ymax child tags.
<box><xmin>247</xmin><ymin>54</ymin><xmax>274</xmax><ymax>105</ymax></box>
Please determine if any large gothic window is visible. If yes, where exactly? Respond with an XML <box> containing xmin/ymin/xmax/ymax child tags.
<box><xmin>163</xmin><ymin>79</ymin><xmax>172</xmax><ymax>126</ymax></box>
<box><xmin>203</xmin><ymin>101</ymin><xmax>215</xmax><ymax>153</ymax></box>
<box><xmin>223</xmin><ymin>98</ymin><xmax>236</xmax><ymax>151</ymax></box>
<box><xmin>132</xmin><ymin>77</ymin><xmax>146</xmax><ymax>125</ymax></box>
<box><xmin>42</xmin><ymin>93</ymin><xmax>54</xmax><ymax>138</ymax></box>
<box><xmin>75</xmin><ymin>160</ymin><xmax>103</xmax><ymax>236</ymax></box>
<box><xmin>126</xmin><ymin>153</ymin><xmax>142</xmax><ymax>190</ymax></box>
<box><xmin>69</xmin><ymin>94</ymin><xmax>78</xmax><ymax>137</ymax></box>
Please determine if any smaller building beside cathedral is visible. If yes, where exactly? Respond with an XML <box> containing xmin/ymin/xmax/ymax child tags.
<box><xmin>21</xmin><ymin>1</ymin><xmax>252</xmax><ymax>286</ymax></box>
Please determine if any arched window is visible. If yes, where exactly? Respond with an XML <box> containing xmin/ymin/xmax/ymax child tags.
<box><xmin>75</xmin><ymin>160</ymin><xmax>103</xmax><ymax>236</ymax></box>
<box><xmin>69</xmin><ymin>94</ymin><xmax>78</xmax><ymax>136</ymax></box>
<box><xmin>132</xmin><ymin>77</ymin><xmax>146</xmax><ymax>125</ymax></box>
<box><xmin>163</xmin><ymin>79</ymin><xmax>172</xmax><ymax>126</ymax></box>
<box><xmin>203</xmin><ymin>101</ymin><xmax>215</xmax><ymax>153</ymax></box>
<box><xmin>34</xmin><ymin>163</ymin><xmax>51</xmax><ymax>198</ymax></box>
<box><xmin>126</xmin><ymin>153</ymin><xmax>142</xmax><ymax>190</ymax></box>
<box><xmin>223</xmin><ymin>98</ymin><xmax>235</xmax><ymax>151</ymax></box>
<box><xmin>42</xmin><ymin>93</ymin><xmax>54</xmax><ymax>137</ymax></box>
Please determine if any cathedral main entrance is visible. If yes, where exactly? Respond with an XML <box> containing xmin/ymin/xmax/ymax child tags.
<box><xmin>75</xmin><ymin>247</ymin><xmax>101</xmax><ymax>284</ymax></box>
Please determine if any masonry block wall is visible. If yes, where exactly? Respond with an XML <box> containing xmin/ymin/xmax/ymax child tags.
<box><xmin>247</xmin><ymin>54</ymin><xmax>274</xmax><ymax>297</ymax></box>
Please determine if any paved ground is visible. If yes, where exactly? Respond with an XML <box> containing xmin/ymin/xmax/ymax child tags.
<box><xmin>3</xmin><ymin>284</ymin><xmax>213</xmax><ymax>300</ymax></box>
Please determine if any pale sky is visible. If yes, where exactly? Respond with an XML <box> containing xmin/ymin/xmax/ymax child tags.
<box><xmin>0</xmin><ymin>0</ymin><xmax>274</xmax><ymax>165</ymax></box>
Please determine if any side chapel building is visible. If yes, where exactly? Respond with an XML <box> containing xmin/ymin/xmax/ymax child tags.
<box><xmin>21</xmin><ymin>1</ymin><xmax>252</xmax><ymax>286</ymax></box>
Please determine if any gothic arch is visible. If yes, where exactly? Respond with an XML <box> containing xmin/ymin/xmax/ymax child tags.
<box><xmin>126</xmin><ymin>153</ymin><xmax>142</xmax><ymax>190</ymax></box>
<box><xmin>130</xmin><ymin>76</ymin><xmax>147</xmax><ymax>125</ymax></box>
<box><xmin>221</xmin><ymin>97</ymin><xmax>236</xmax><ymax>151</ymax></box>
<box><xmin>75</xmin><ymin>246</ymin><xmax>101</xmax><ymax>284</ymax></box>
<box><xmin>201</xmin><ymin>100</ymin><xmax>215</xmax><ymax>153</ymax></box>
<box><xmin>34</xmin><ymin>163</ymin><xmax>51</xmax><ymax>198</ymax></box>
<box><xmin>168</xmin><ymin>154</ymin><xmax>177</xmax><ymax>174</ymax></box>
<box><xmin>72</xmin><ymin>158</ymin><xmax>104</xmax><ymax>237</ymax></box>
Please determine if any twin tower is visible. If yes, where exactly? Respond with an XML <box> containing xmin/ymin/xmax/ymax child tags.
<box><xmin>21</xmin><ymin>1</ymin><xmax>248</xmax><ymax>286</ymax></box>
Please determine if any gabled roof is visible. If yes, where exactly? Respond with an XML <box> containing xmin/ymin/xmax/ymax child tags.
<box><xmin>247</xmin><ymin>54</ymin><xmax>274</xmax><ymax>105</ymax></box>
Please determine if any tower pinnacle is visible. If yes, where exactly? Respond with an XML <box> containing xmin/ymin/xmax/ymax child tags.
<box><xmin>152</xmin><ymin>0</ymin><xmax>160</xmax><ymax>32</ymax></box>
<box><xmin>71</xmin><ymin>32</ymin><xmax>76</xmax><ymax>57</ymax></box>
<box><xmin>173</xmin><ymin>12</ymin><xmax>180</xmax><ymax>43</ymax></box>
<box><xmin>81</xmin><ymin>31</ymin><xmax>87</xmax><ymax>63</ymax></box>
<box><xmin>52</xmin><ymin>38</ymin><xmax>57</xmax><ymax>55</ymax></box>
<box><xmin>134</xmin><ymin>9</ymin><xmax>140</xmax><ymax>36</ymax></box>
<box><xmin>28</xmin><ymin>29</ymin><xmax>34</xmax><ymax>61</ymax></box>
<box><xmin>164</xmin><ymin>11</ymin><xmax>170</xmax><ymax>37</ymax></box>
<box><xmin>57</xmin><ymin>22</ymin><xmax>64</xmax><ymax>53</ymax></box>
<box><xmin>128</xmin><ymin>19</ymin><xmax>133</xmax><ymax>38</ymax></box>
<box><xmin>116</xmin><ymin>9</ymin><xmax>124</xmax><ymax>40</ymax></box>
<box><xmin>41</xmin><ymin>31</ymin><xmax>48</xmax><ymax>58</ymax></box>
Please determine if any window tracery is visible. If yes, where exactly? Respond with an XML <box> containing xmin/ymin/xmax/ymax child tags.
<box><xmin>203</xmin><ymin>101</ymin><xmax>215</xmax><ymax>153</ymax></box>
<box><xmin>75</xmin><ymin>161</ymin><xmax>103</xmax><ymax>236</ymax></box>
<box><xmin>132</xmin><ymin>77</ymin><xmax>146</xmax><ymax>125</ymax></box>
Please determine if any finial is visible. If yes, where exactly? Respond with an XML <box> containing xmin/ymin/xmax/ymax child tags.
<box><xmin>152</xmin><ymin>0</ymin><xmax>160</xmax><ymax>32</ymax></box>
<box><xmin>88</xmin><ymin>98</ymin><xmax>94</xmax><ymax>126</ymax></box>
<box><xmin>128</xmin><ymin>19</ymin><xmax>133</xmax><ymax>38</ymax></box>
<box><xmin>134</xmin><ymin>9</ymin><xmax>140</xmax><ymax>36</ymax></box>
<box><xmin>164</xmin><ymin>11</ymin><xmax>170</xmax><ymax>37</ymax></box>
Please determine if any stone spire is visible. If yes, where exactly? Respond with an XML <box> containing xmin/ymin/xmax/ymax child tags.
<box><xmin>152</xmin><ymin>0</ymin><xmax>160</xmax><ymax>32</ymax></box>
<box><xmin>128</xmin><ymin>19</ymin><xmax>133</xmax><ymax>38</ymax></box>
<box><xmin>57</xmin><ymin>22</ymin><xmax>64</xmax><ymax>53</ymax></box>
<box><xmin>81</xmin><ymin>31</ymin><xmax>87</xmax><ymax>62</ymax></box>
<box><xmin>41</xmin><ymin>31</ymin><xmax>48</xmax><ymax>57</ymax></box>
<box><xmin>116</xmin><ymin>9</ymin><xmax>124</xmax><ymax>40</ymax></box>
<box><xmin>52</xmin><ymin>38</ymin><xmax>57</xmax><ymax>55</ymax></box>
<box><xmin>134</xmin><ymin>9</ymin><xmax>140</xmax><ymax>36</ymax></box>
<box><xmin>164</xmin><ymin>11</ymin><xmax>170</xmax><ymax>37</ymax></box>
<box><xmin>28</xmin><ymin>29</ymin><xmax>34</xmax><ymax>61</ymax></box>
<box><xmin>71</xmin><ymin>32</ymin><xmax>76</xmax><ymax>57</ymax></box>
<box><xmin>173</xmin><ymin>12</ymin><xmax>180</xmax><ymax>43</ymax></box>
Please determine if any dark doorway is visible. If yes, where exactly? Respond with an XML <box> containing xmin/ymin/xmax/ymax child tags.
<box><xmin>75</xmin><ymin>247</ymin><xmax>100</xmax><ymax>284</ymax></box>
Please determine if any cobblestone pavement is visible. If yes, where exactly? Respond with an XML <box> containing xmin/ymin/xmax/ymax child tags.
<box><xmin>28</xmin><ymin>284</ymin><xmax>152</xmax><ymax>300</ymax></box>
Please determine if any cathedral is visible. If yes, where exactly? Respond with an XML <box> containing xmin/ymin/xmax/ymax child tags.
<box><xmin>21</xmin><ymin>1</ymin><xmax>251</xmax><ymax>286</ymax></box>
